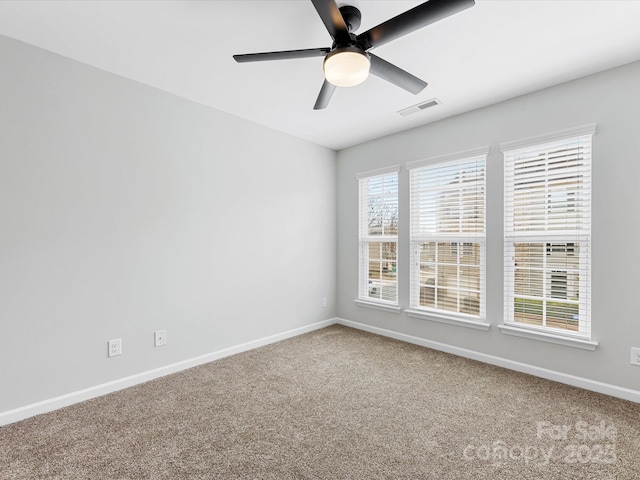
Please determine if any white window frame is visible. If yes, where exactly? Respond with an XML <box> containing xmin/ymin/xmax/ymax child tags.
<box><xmin>356</xmin><ymin>166</ymin><xmax>399</xmax><ymax>310</ymax></box>
<box><xmin>406</xmin><ymin>148</ymin><xmax>488</xmax><ymax>329</ymax></box>
<box><xmin>501</xmin><ymin>124</ymin><xmax>596</xmax><ymax>348</ymax></box>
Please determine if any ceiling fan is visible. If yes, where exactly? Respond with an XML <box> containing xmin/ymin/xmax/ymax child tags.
<box><xmin>233</xmin><ymin>0</ymin><xmax>475</xmax><ymax>110</ymax></box>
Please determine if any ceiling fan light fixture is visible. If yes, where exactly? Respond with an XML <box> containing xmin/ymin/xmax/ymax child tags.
<box><xmin>323</xmin><ymin>47</ymin><xmax>370</xmax><ymax>87</ymax></box>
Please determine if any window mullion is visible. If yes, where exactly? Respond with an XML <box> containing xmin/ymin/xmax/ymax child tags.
<box><xmin>456</xmin><ymin>241</ymin><xmax>461</xmax><ymax>314</ymax></box>
<box><xmin>434</xmin><ymin>242</ymin><xmax>439</xmax><ymax>309</ymax></box>
<box><xmin>542</xmin><ymin>242</ymin><xmax>547</xmax><ymax>328</ymax></box>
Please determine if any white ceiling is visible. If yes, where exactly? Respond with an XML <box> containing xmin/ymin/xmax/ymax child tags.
<box><xmin>1</xmin><ymin>0</ymin><xmax>640</xmax><ymax>150</ymax></box>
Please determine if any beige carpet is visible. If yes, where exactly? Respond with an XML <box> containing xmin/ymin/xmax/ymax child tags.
<box><xmin>1</xmin><ymin>325</ymin><xmax>639</xmax><ymax>479</ymax></box>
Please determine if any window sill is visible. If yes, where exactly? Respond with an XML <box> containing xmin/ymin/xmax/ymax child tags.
<box><xmin>498</xmin><ymin>324</ymin><xmax>598</xmax><ymax>351</ymax></box>
<box><xmin>404</xmin><ymin>309</ymin><xmax>491</xmax><ymax>331</ymax></box>
<box><xmin>354</xmin><ymin>299</ymin><xmax>401</xmax><ymax>314</ymax></box>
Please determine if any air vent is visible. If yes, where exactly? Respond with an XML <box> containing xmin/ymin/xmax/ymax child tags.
<box><xmin>397</xmin><ymin>98</ymin><xmax>441</xmax><ymax>116</ymax></box>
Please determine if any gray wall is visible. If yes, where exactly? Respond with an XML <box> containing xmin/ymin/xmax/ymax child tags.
<box><xmin>337</xmin><ymin>60</ymin><xmax>640</xmax><ymax>392</ymax></box>
<box><xmin>3</xmin><ymin>31</ymin><xmax>639</xmax><ymax>415</ymax></box>
<box><xmin>0</xmin><ymin>35</ymin><xmax>337</xmax><ymax>412</ymax></box>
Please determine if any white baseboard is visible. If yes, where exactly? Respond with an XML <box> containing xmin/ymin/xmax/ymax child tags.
<box><xmin>4</xmin><ymin>316</ymin><xmax>636</xmax><ymax>426</ymax></box>
<box><xmin>336</xmin><ymin>317</ymin><xmax>640</xmax><ymax>404</ymax></box>
<box><xmin>0</xmin><ymin>318</ymin><xmax>337</xmax><ymax>426</ymax></box>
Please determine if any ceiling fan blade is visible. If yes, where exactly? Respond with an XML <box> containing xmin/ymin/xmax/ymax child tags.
<box><xmin>313</xmin><ymin>80</ymin><xmax>337</xmax><ymax>110</ymax></box>
<box><xmin>310</xmin><ymin>0</ymin><xmax>351</xmax><ymax>45</ymax></box>
<box><xmin>233</xmin><ymin>48</ymin><xmax>330</xmax><ymax>63</ymax></box>
<box><xmin>369</xmin><ymin>54</ymin><xmax>427</xmax><ymax>95</ymax></box>
<box><xmin>357</xmin><ymin>0</ymin><xmax>475</xmax><ymax>50</ymax></box>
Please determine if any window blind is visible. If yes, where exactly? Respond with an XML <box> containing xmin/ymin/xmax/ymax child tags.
<box><xmin>409</xmin><ymin>153</ymin><xmax>486</xmax><ymax>319</ymax></box>
<box><xmin>503</xmin><ymin>131</ymin><xmax>592</xmax><ymax>337</ymax></box>
<box><xmin>358</xmin><ymin>169</ymin><xmax>399</xmax><ymax>305</ymax></box>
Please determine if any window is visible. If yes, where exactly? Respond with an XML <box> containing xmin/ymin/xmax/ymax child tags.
<box><xmin>503</xmin><ymin>125</ymin><xmax>594</xmax><ymax>339</ymax></box>
<box><xmin>408</xmin><ymin>150</ymin><xmax>487</xmax><ymax>321</ymax></box>
<box><xmin>358</xmin><ymin>167</ymin><xmax>399</xmax><ymax>306</ymax></box>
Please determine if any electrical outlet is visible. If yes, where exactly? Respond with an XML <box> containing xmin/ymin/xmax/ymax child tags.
<box><xmin>631</xmin><ymin>347</ymin><xmax>640</xmax><ymax>366</ymax></box>
<box><xmin>108</xmin><ymin>339</ymin><xmax>122</xmax><ymax>358</ymax></box>
<box><xmin>154</xmin><ymin>330</ymin><xmax>166</xmax><ymax>347</ymax></box>
<box><xmin>322</xmin><ymin>297</ymin><xmax>328</xmax><ymax>308</ymax></box>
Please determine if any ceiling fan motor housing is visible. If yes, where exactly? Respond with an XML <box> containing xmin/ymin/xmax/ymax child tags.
<box><xmin>339</xmin><ymin>5</ymin><xmax>362</xmax><ymax>33</ymax></box>
<box><xmin>331</xmin><ymin>6</ymin><xmax>363</xmax><ymax>52</ymax></box>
